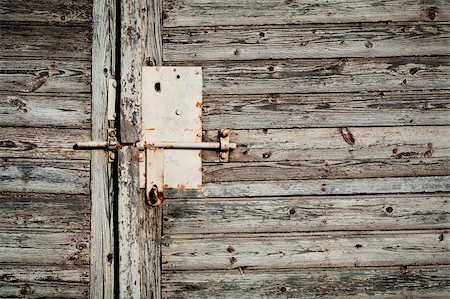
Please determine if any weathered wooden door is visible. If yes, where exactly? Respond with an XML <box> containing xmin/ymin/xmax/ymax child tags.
<box><xmin>112</xmin><ymin>0</ymin><xmax>450</xmax><ymax>298</ymax></box>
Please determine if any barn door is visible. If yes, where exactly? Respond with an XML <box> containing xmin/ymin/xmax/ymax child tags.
<box><xmin>90</xmin><ymin>0</ymin><xmax>450</xmax><ymax>298</ymax></box>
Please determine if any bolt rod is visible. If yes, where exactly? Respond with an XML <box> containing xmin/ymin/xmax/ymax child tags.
<box><xmin>75</xmin><ymin>141</ymin><xmax>237</xmax><ymax>150</ymax></box>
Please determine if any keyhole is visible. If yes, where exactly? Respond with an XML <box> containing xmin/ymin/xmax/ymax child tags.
<box><xmin>154</xmin><ymin>82</ymin><xmax>161</xmax><ymax>92</ymax></box>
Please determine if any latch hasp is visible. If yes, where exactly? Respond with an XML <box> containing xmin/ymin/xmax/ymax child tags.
<box><xmin>140</xmin><ymin>67</ymin><xmax>203</xmax><ymax>191</ymax></box>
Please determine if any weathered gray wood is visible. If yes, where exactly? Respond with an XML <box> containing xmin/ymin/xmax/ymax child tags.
<box><xmin>166</xmin><ymin>176</ymin><xmax>450</xmax><ymax>198</ymax></box>
<box><xmin>162</xmin><ymin>230</ymin><xmax>449</xmax><ymax>270</ymax></box>
<box><xmin>90</xmin><ymin>0</ymin><xmax>116</xmax><ymax>297</ymax></box>
<box><xmin>195</xmin><ymin>57</ymin><xmax>450</xmax><ymax>95</ymax></box>
<box><xmin>0</xmin><ymin>58</ymin><xmax>91</xmax><ymax>93</ymax></box>
<box><xmin>0</xmin><ymin>24</ymin><xmax>92</xmax><ymax>59</ymax></box>
<box><xmin>162</xmin><ymin>266</ymin><xmax>450</xmax><ymax>298</ymax></box>
<box><xmin>118</xmin><ymin>147</ymin><xmax>141</xmax><ymax>298</ymax></box>
<box><xmin>0</xmin><ymin>160</ymin><xmax>89</xmax><ymax>194</ymax></box>
<box><xmin>119</xmin><ymin>0</ymin><xmax>142</xmax><ymax>143</ymax></box>
<box><xmin>0</xmin><ymin>127</ymin><xmax>90</xmax><ymax>160</ymax></box>
<box><xmin>204</xmin><ymin>158</ymin><xmax>450</xmax><ymax>183</ymax></box>
<box><xmin>140</xmin><ymin>1</ymin><xmax>163</xmax><ymax>298</ymax></box>
<box><xmin>163</xmin><ymin>194</ymin><xmax>450</xmax><ymax>234</ymax></box>
<box><xmin>203</xmin><ymin>92</ymin><xmax>450</xmax><ymax>130</ymax></box>
<box><xmin>0</xmin><ymin>231</ymin><xmax>89</xmax><ymax>266</ymax></box>
<box><xmin>0</xmin><ymin>192</ymin><xmax>89</xmax><ymax>231</ymax></box>
<box><xmin>164</xmin><ymin>24</ymin><xmax>450</xmax><ymax>61</ymax></box>
<box><xmin>203</xmin><ymin>126</ymin><xmax>450</xmax><ymax>162</ymax></box>
<box><xmin>163</xmin><ymin>0</ymin><xmax>450</xmax><ymax>27</ymax></box>
<box><xmin>0</xmin><ymin>266</ymin><xmax>89</xmax><ymax>298</ymax></box>
<box><xmin>0</xmin><ymin>93</ymin><xmax>90</xmax><ymax>128</ymax></box>
<box><xmin>0</xmin><ymin>0</ymin><xmax>92</xmax><ymax>24</ymax></box>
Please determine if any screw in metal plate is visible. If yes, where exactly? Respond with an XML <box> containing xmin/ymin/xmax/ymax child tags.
<box><xmin>175</xmin><ymin>109</ymin><xmax>183</xmax><ymax>116</ymax></box>
<box><xmin>220</xmin><ymin>152</ymin><xmax>229</xmax><ymax>160</ymax></box>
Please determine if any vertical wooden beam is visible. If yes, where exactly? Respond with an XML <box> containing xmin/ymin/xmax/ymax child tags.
<box><xmin>91</xmin><ymin>0</ymin><xmax>116</xmax><ymax>298</ymax></box>
<box><xmin>140</xmin><ymin>1</ymin><xmax>163</xmax><ymax>298</ymax></box>
<box><xmin>119</xmin><ymin>0</ymin><xmax>142</xmax><ymax>143</ymax></box>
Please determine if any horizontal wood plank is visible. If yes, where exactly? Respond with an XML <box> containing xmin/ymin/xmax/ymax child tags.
<box><xmin>166</xmin><ymin>176</ymin><xmax>450</xmax><ymax>198</ymax></box>
<box><xmin>203</xmin><ymin>158</ymin><xmax>450</xmax><ymax>182</ymax></box>
<box><xmin>164</xmin><ymin>24</ymin><xmax>450</xmax><ymax>61</ymax></box>
<box><xmin>203</xmin><ymin>126</ymin><xmax>450</xmax><ymax>162</ymax></box>
<box><xmin>0</xmin><ymin>0</ymin><xmax>92</xmax><ymax>24</ymax></box>
<box><xmin>203</xmin><ymin>92</ymin><xmax>450</xmax><ymax>130</ymax></box>
<box><xmin>0</xmin><ymin>24</ymin><xmax>92</xmax><ymax>59</ymax></box>
<box><xmin>0</xmin><ymin>58</ymin><xmax>91</xmax><ymax>94</ymax></box>
<box><xmin>0</xmin><ymin>231</ymin><xmax>89</xmax><ymax>266</ymax></box>
<box><xmin>0</xmin><ymin>266</ymin><xmax>89</xmax><ymax>298</ymax></box>
<box><xmin>0</xmin><ymin>93</ymin><xmax>90</xmax><ymax>128</ymax></box>
<box><xmin>0</xmin><ymin>127</ymin><xmax>90</xmax><ymax>160</ymax></box>
<box><xmin>162</xmin><ymin>231</ymin><xmax>449</xmax><ymax>271</ymax></box>
<box><xmin>163</xmin><ymin>194</ymin><xmax>450</xmax><ymax>234</ymax></box>
<box><xmin>192</xmin><ymin>57</ymin><xmax>450</xmax><ymax>95</ymax></box>
<box><xmin>0</xmin><ymin>160</ymin><xmax>90</xmax><ymax>194</ymax></box>
<box><xmin>162</xmin><ymin>266</ymin><xmax>450</xmax><ymax>298</ymax></box>
<box><xmin>163</xmin><ymin>0</ymin><xmax>450</xmax><ymax>27</ymax></box>
<box><xmin>0</xmin><ymin>192</ymin><xmax>89</xmax><ymax>232</ymax></box>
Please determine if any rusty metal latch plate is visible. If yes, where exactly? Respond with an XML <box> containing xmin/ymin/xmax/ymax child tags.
<box><xmin>139</xmin><ymin>66</ymin><xmax>203</xmax><ymax>196</ymax></box>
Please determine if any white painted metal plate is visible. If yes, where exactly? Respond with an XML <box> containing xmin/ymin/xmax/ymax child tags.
<box><xmin>141</xmin><ymin>66</ymin><xmax>203</xmax><ymax>189</ymax></box>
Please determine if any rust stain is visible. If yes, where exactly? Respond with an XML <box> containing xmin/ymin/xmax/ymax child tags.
<box><xmin>177</xmin><ymin>184</ymin><xmax>186</xmax><ymax>191</ymax></box>
<box><xmin>29</xmin><ymin>75</ymin><xmax>48</xmax><ymax>92</ymax></box>
<box><xmin>339</xmin><ymin>127</ymin><xmax>355</xmax><ymax>145</ymax></box>
<box><xmin>195</xmin><ymin>101</ymin><xmax>202</xmax><ymax>108</ymax></box>
<box><xmin>226</xmin><ymin>246</ymin><xmax>236</xmax><ymax>253</ymax></box>
<box><xmin>20</xmin><ymin>284</ymin><xmax>36</xmax><ymax>296</ymax></box>
<box><xmin>321</xmin><ymin>184</ymin><xmax>327</xmax><ymax>192</ymax></box>
<box><xmin>392</xmin><ymin>143</ymin><xmax>433</xmax><ymax>159</ymax></box>
<box><xmin>262</xmin><ymin>151</ymin><xmax>272</xmax><ymax>159</ymax></box>
<box><xmin>146</xmin><ymin>185</ymin><xmax>163</xmax><ymax>207</ymax></box>
<box><xmin>229</xmin><ymin>256</ymin><xmax>237</xmax><ymax>265</ymax></box>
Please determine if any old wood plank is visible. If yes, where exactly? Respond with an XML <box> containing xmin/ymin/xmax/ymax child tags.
<box><xmin>203</xmin><ymin>126</ymin><xmax>450</xmax><ymax>162</ymax></box>
<box><xmin>0</xmin><ymin>24</ymin><xmax>92</xmax><ymax>59</ymax></box>
<box><xmin>163</xmin><ymin>0</ymin><xmax>450</xmax><ymax>27</ymax></box>
<box><xmin>162</xmin><ymin>266</ymin><xmax>450</xmax><ymax>298</ymax></box>
<box><xmin>193</xmin><ymin>57</ymin><xmax>450</xmax><ymax>95</ymax></box>
<box><xmin>0</xmin><ymin>58</ymin><xmax>91</xmax><ymax>94</ymax></box>
<box><xmin>91</xmin><ymin>0</ymin><xmax>116</xmax><ymax>297</ymax></box>
<box><xmin>0</xmin><ymin>192</ymin><xmax>89</xmax><ymax>232</ymax></box>
<box><xmin>0</xmin><ymin>93</ymin><xmax>90</xmax><ymax>128</ymax></box>
<box><xmin>163</xmin><ymin>194</ymin><xmax>450</xmax><ymax>234</ymax></box>
<box><xmin>166</xmin><ymin>176</ymin><xmax>450</xmax><ymax>199</ymax></box>
<box><xmin>203</xmin><ymin>158</ymin><xmax>450</xmax><ymax>183</ymax></box>
<box><xmin>162</xmin><ymin>230</ymin><xmax>449</xmax><ymax>271</ymax></box>
<box><xmin>0</xmin><ymin>231</ymin><xmax>89</xmax><ymax>266</ymax></box>
<box><xmin>0</xmin><ymin>0</ymin><xmax>92</xmax><ymax>24</ymax></box>
<box><xmin>118</xmin><ymin>147</ymin><xmax>141</xmax><ymax>298</ymax></box>
<box><xmin>0</xmin><ymin>265</ymin><xmax>89</xmax><ymax>298</ymax></box>
<box><xmin>119</xmin><ymin>0</ymin><xmax>142</xmax><ymax>143</ymax></box>
<box><xmin>202</xmin><ymin>92</ymin><xmax>450</xmax><ymax>130</ymax></box>
<box><xmin>140</xmin><ymin>0</ymin><xmax>163</xmax><ymax>298</ymax></box>
<box><xmin>0</xmin><ymin>127</ymin><xmax>90</xmax><ymax>160</ymax></box>
<box><xmin>0</xmin><ymin>160</ymin><xmax>89</xmax><ymax>195</ymax></box>
<box><xmin>164</xmin><ymin>24</ymin><xmax>450</xmax><ymax>61</ymax></box>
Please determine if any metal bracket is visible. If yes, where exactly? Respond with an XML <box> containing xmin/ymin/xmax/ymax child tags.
<box><xmin>74</xmin><ymin>67</ymin><xmax>237</xmax><ymax>207</ymax></box>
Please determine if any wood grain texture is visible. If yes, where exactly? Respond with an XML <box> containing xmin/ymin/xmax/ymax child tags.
<box><xmin>0</xmin><ymin>160</ymin><xmax>89</xmax><ymax>195</ymax></box>
<box><xmin>166</xmin><ymin>176</ymin><xmax>450</xmax><ymax>199</ymax></box>
<box><xmin>0</xmin><ymin>24</ymin><xmax>92</xmax><ymax>59</ymax></box>
<box><xmin>162</xmin><ymin>266</ymin><xmax>450</xmax><ymax>298</ymax></box>
<box><xmin>0</xmin><ymin>192</ymin><xmax>89</xmax><ymax>232</ymax></box>
<box><xmin>203</xmin><ymin>126</ymin><xmax>450</xmax><ymax>162</ymax></box>
<box><xmin>0</xmin><ymin>0</ymin><xmax>92</xmax><ymax>24</ymax></box>
<box><xmin>0</xmin><ymin>231</ymin><xmax>90</xmax><ymax>266</ymax></box>
<box><xmin>90</xmin><ymin>0</ymin><xmax>116</xmax><ymax>297</ymax></box>
<box><xmin>0</xmin><ymin>58</ymin><xmax>91</xmax><ymax>94</ymax></box>
<box><xmin>164</xmin><ymin>23</ymin><xmax>450</xmax><ymax>61</ymax></box>
<box><xmin>140</xmin><ymin>1</ymin><xmax>163</xmax><ymax>298</ymax></box>
<box><xmin>163</xmin><ymin>194</ymin><xmax>450</xmax><ymax>234</ymax></box>
<box><xmin>162</xmin><ymin>0</ymin><xmax>450</xmax><ymax>27</ymax></box>
<box><xmin>203</xmin><ymin>158</ymin><xmax>450</xmax><ymax>183</ymax></box>
<box><xmin>119</xmin><ymin>0</ymin><xmax>142</xmax><ymax>143</ymax></box>
<box><xmin>192</xmin><ymin>56</ymin><xmax>450</xmax><ymax>95</ymax></box>
<box><xmin>0</xmin><ymin>127</ymin><xmax>90</xmax><ymax>160</ymax></box>
<box><xmin>0</xmin><ymin>266</ymin><xmax>89</xmax><ymax>298</ymax></box>
<box><xmin>118</xmin><ymin>147</ymin><xmax>141</xmax><ymax>298</ymax></box>
<box><xmin>202</xmin><ymin>92</ymin><xmax>450</xmax><ymax>130</ymax></box>
<box><xmin>162</xmin><ymin>230</ymin><xmax>449</xmax><ymax>271</ymax></box>
<box><xmin>0</xmin><ymin>93</ymin><xmax>90</xmax><ymax>128</ymax></box>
